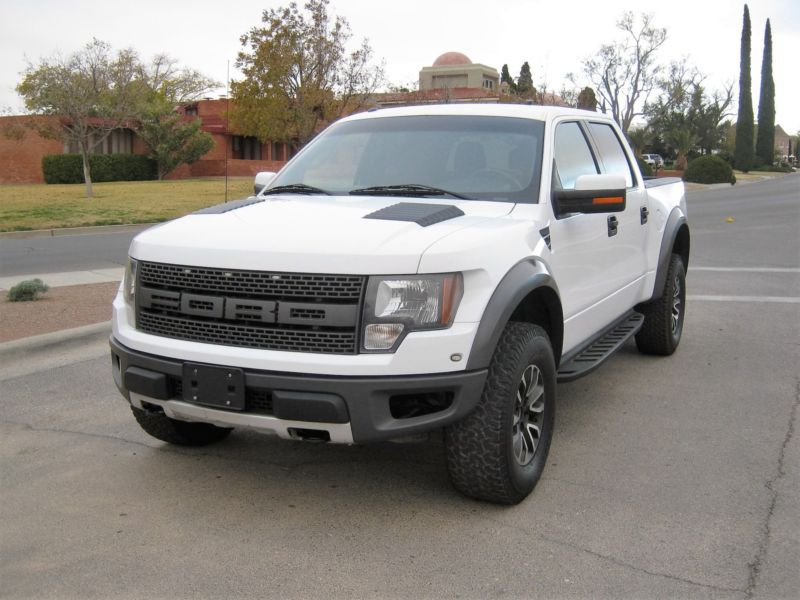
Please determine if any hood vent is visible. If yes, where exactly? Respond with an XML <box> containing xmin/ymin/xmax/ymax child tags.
<box><xmin>364</xmin><ymin>203</ymin><xmax>465</xmax><ymax>227</ymax></box>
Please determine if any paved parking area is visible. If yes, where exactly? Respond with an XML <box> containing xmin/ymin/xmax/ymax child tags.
<box><xmin>1</xmin><ymin>175</ymin><xmax>798</xmax><ymax>599</ymax></box>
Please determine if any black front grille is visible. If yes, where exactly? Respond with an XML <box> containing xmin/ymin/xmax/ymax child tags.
<box><xmin>139</xmin><ymin>312</ymin><xmax>357</xmax><ymax>354</ymax></box>
<box><xmin>139</xmin><ymin>262</ymin><xmax>363</xmax><ymax>301</ymax></box>
<box><xmin>136</xmin><ymin>261</ymin><xmax>365</xmax><ymax>355</ymax></box>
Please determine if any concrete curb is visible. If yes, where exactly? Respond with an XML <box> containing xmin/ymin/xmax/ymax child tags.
<box><xmin>0</xmin><ymin>321</ymin><xmax>111</xmax><ymax>357</ymax></box>
<box><xmin>0</xmin><ymin>223</ymin><xmax>155</xmax><ymax>240</ymax></box>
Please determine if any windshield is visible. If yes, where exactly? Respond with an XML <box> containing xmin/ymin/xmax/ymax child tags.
<box><xmin>269</xmin><ymin>115</ymin><xmax>545</xmax><ymax>203</ymax></box>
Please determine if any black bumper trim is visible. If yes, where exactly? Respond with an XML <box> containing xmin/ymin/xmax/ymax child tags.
<box><xmin>110</xmin><ymin>337</ymin><xmax>487</xmax><ymax>443</ymax></box>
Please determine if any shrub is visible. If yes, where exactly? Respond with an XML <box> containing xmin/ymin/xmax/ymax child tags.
<box><xmin>42</xmin><ymin>154</ymin><xmax>157</xmax><ymax>184</ymax></box>
<box><xmin>684</xmin><ymin>155</ymin><xmax>737</xmax><ymax>185</ymax></box>
<box><xmin>7</xmin><ymin>278</ymin><xmax>49</xmax><ymax>302</ymax></box>
<box><xmin>636</xmin><ymin>156</ymin><xmax>653</xmax><ymax>177</ymax></box>
<box><xmin>715</xmin><ymin>150</ymin><xmax>735</xmax><ymax>167</ymax></box>
<box><xmin>752</xmin><ymin>163</ymin><xmax>794</xmax><ymax>173</ymax></box>
<box><xmin>42</xmin><ymin>154</ymin><xmax>84</xmax><ymax>184</ymax></box>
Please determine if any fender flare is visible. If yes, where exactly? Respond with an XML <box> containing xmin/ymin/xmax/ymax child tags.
<box><xmin>650</xmin><ymin>208</ymin><xmax>689</xmax><ymax>302</ymax></box>
<box><xmin>466</xmin><ymin>259</ymin><xmax>562</xmax><ymax>370</ymax></box>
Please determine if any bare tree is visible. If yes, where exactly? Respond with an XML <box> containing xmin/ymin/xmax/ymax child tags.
<box><xmin>580</xmin><ymin>12</ymin><xmax>667</xmax><ymax>133</ymax></box>
<box><xmin>142</xmin><ymin>54</ymin><xmax>220</xmax><ymax>104</ymax></box>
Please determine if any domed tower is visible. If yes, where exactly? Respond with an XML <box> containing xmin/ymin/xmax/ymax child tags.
<box><xmin>419</xmin><ymin>52</ymin><xmax>499</xmax><ymax>92</ymax></box>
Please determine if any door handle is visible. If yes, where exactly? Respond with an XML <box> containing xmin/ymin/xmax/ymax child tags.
<box><xmin>607</xmin><ymin>216</ymin><xmax>618</xmax><ymax>237</ymax></box>
<box><xmin>640</xmin><ymin>206</ymin><xmax>649</xmax><ymax>224</ymax></box>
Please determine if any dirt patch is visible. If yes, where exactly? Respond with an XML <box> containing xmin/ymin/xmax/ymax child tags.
<box><xmin>0</xmin><ymin>282</ymin><xmax>119</xmax><ymax>342</ymax></box>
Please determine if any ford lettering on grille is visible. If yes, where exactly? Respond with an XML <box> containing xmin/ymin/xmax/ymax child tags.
<box><xmin>135</xmin><ymin>262</ymin><xmax>365</xmax><ymax>354</ymax></box>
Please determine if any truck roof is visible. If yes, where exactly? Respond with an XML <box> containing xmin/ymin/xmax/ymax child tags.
<box><xmin>344</xmin><ymin>103</ymin><xmax>610</xmax><ymax>124</ymax></box>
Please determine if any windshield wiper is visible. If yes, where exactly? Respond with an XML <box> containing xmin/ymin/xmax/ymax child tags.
<box><xmin>349</xmin><ymin>184</ymin><xmax>470</xmax><ymax>200</ymax></box>
<box><xmin>262</xmin><ymin>183</ymin><xmax>330</xmax><ymax>196</ymax></box>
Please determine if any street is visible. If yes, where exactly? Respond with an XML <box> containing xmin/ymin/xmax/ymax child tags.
<box><xmin>1</xmin><ymin>174</ymin><xmax>798</xmax><ymax>599</ymax></box>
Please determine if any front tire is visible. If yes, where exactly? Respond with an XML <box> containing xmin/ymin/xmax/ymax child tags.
<box><xmin>636</xmin><ymin>253</ymin><xmax>686</xmax><ymax>355</ymax></box>
<box><xmin>444</xmin><ymin>322</ymin><xmax>556</xmax><ymax>504</ymax></box>
<box><xmin>131</xmin><ymin>406</ymin><xmax>233</xmax><ymax>446</ymax></box>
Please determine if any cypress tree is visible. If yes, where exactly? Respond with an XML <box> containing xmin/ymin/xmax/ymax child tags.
<box><xmin>734</xmin><ymin>4</ymin><xmax>755</xmax><ymax>172</ymax></box>
<box><xmin>755</xmin><ymin>19</ymin><xmax>775</xmax><ymax>166</ymax></box>
<box><xmin>517</xmin><ymin>62</ymin><xmax>533</xmax><ymax>95</ymax></box>
<box><xmin>500</xmin><ymin>64</ymin><xmax>516</xmax><ymax>93</ymax></box>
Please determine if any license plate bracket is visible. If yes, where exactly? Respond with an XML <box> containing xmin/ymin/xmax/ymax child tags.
<box><xmin>182</xmin><ymin>363</ymin><xmax>245</xmax><ymax>411</ymax></box>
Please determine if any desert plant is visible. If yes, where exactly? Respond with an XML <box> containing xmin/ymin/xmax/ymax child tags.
<box><xmin>683</xmin><ymin>155</ymin><xmax>737</xmax><ymax>185</ymax></box>
<box><xmin>7</xmin><ymin>278</ymin><xmax>50</xmax><ymax>302</ymax></box>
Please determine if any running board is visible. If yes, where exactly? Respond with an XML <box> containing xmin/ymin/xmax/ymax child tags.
<box><xmin>557</xmin><ymin>312</ymin><xmax>644</xmax><ymax>382</ymax></box>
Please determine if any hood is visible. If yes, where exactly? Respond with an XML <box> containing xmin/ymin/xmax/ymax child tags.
<box><xmin>129</xmin><ymin>194</ymin><xmax>513</xmax><ymax>274</ymax></box>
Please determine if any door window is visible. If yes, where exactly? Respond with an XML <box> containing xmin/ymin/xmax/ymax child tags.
<box><xmin>588</xmin><ymin>122</ymin><xmax>635</xmax><ymax>188</ymax></box>
<box><xmin>553</xmin><ymin>122</ymin><xmax>599</xmax><ymax>190</ymax></box>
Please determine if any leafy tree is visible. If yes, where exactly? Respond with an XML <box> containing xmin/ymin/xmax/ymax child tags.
<box><xmin>645</xmin><ymin>61</ymin><xmax>733</xmax><ymax>167</ymax></box>
<box><xmin>16</xmin><ymin>39</ymin><xmax>144</xmax><ymax>197</ymax></box>
<box><xmin>735</xmin><ymin>4</ymin><xmax>755</xmax><ymax>171</ymax></box>
<box><xmin>580</xmin><ymin>12</ymin><xmax>667</xmax><ymax>133</ymax></box>
<box><xmin>16</xmin><ymin>42</ymin><xmax>218</xmax><ymax>195</ymax></box>
<box><xmin>136</xmin><ymin>96</ymin><xmax>215</xmax><ymax>180</ymax></box>
<box><xmin>577</xmin><ymin>87</ymin><xmax>597</xmax><ymax>111</ymax></box>
<box><xmin>231</xmin><ymin>0</ymin><xmax>384</xmax><ymax>150</ymax></box>
<box><xmin>516</xmin><ymin>62</ymin><xmax>533</xmax><ymax>96</ymax></box>
<box><xmin>133</xmin><ymin>56</ymin><xmax>219</xmax><ymax>180</ymax></box>
<box><xmin>691</xmin><ymin>84</ymin><xmax>733</xmax><ymax>155</ymax></box>
<box><xmin>626</xmin><ymin>127</ymin><xmax>651</xmax><ymax>156</ymax></box>
<box><xmin>755</xmin><ymin>19</ymin><xmax>775</xmax><ymax>166</ymax></box>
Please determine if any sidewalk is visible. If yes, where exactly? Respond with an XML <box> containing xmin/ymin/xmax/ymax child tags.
<box><xmin>0</xmin><ymin>267</ymin><xmax>124</xmax><ymax>292</ymax></box>
<box><xmin>0</xmin><ymin>268</ymin><xmax>122</xmax><ymax>348</ymax></box>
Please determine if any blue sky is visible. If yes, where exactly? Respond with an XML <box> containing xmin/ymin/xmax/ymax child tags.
<box><xmin>2</xmin><ymin>0</ymin><xmax>798</xmax><ymax>133</ymax></box>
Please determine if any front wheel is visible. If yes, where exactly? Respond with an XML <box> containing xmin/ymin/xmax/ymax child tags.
<box><xmin>636</xmin><ymin>253</ymin><xmax>686</xmax><ymax>355</ymax></box>
<box><xmin>444</xmin><ymin>322</ymin><xmax>556</xmax><ymax>504</ymax></box>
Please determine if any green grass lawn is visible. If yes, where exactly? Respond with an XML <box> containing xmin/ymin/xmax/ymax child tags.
<box><xmin>0</xmin><ymin>177</ymin><xmax>254</xmax><ymax>231</ymax></box>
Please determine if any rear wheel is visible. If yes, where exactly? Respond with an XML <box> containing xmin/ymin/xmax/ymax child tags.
<box><xmin>636</xmin><ymin>253</ymin><xmax>686</xmax><ymax>355</ymax></box>
<box><xmin>131</xmin><ymin>406</ymin><xmax>232</xmax><ymax>446</ymax></box>
<box><xmin>444</xmin><ymin>322</ymin><xmax>556</xmax><ymax>504</ymax></box>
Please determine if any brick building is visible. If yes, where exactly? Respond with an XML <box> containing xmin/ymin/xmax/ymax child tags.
<box><xmin>0</xmin><ymin>51</ymin><xmax>571</xmax><ymax>184</ymax></box>
<box><xmin>0</xmin><ymin>100</ymin><xmax>291</xmax><ymax>184</ymax></box>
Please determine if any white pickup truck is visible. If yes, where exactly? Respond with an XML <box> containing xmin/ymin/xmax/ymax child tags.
<box><xmin>111</xmin><ymin>104</ymin><xmax>689</xmax><ymax>504</ymax></box>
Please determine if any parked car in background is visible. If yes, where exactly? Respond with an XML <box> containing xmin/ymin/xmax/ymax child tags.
<box><xmin>642</xmin><ymin>154</ymin><xmax>664</xmax><ymax>169</ymax></box>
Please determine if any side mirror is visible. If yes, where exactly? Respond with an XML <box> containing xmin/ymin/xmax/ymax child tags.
<box><xmin>552</xmin><ymin>174</ymin><xmax>627</xmax><ymax>218</ymax></box>
<box><xmin>254</xmin><ymin>171</ymin><xmax>277</xmax><ymax>195</ymax></box>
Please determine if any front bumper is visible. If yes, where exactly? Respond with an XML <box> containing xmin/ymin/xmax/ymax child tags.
<box><xmin>110</xmin><ymin>337</ymin><xmax>487</xmax><ymax>444</ymax></box>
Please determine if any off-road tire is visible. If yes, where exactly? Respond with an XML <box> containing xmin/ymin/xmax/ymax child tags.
<box><xmin>131</xmin><ymin>406</ymin><xmax>232</xmax><ymax>446</ymax></box>
<box><xmin>444</xmin><ymin>322</ymin><xmax>556</xmax><ymax>504</ymax></box>
<box><xmin>636</xmin><ymin>253</ymin><xmax>686</xmax><ymax>356</ymax></box>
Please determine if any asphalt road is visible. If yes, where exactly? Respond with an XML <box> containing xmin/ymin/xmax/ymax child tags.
<box><xmin>0</xmin><ymin>225</ymin><xmax>145</xmax><ymax>277</ymax></box>
<box><xmin>1</xmin><ymin>175</ymin><xmax>798</xmax><ymax>599</ymax></box>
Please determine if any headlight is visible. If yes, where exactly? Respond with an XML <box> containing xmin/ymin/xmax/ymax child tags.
<box><xmin>123</xmin><ymin>257</ymin><xmax>138</xmax><ymax>305</ymax></box>
<box><xmin>362</xmin><ymin>273</ymin><xmax>463</xmax><ymax>351</ymax></box>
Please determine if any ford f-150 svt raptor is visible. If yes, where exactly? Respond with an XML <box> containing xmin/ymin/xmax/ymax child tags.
<box><xmin>110</xmin><ymin>104</ymin><xmax>689</xmax><ymax>504</ymax></box>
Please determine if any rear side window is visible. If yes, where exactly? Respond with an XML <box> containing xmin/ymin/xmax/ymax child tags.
<box><xmin>588</xmin><ymin>122</ymin><xmax>635</xmax><ymax>188</ymax></box>
<box><xmin>553</xmin><ymin>122</ymin><xmax>598</xmax><ymax>190</ymax></box>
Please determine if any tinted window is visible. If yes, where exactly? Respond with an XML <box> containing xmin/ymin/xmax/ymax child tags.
<box><xmin>271</xmin><ymin>115</ymin><xmax>546</xmax><ymax>203</ymax></box>
<box><xmin>588</xmin><ymin>122</ymin><xmax>635</xmax><ymax>187</ymax></box>
<box><xmin>553</xmin><ymin>122</ymin><xmax>598</xmax><ymax>189</ymax></box>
